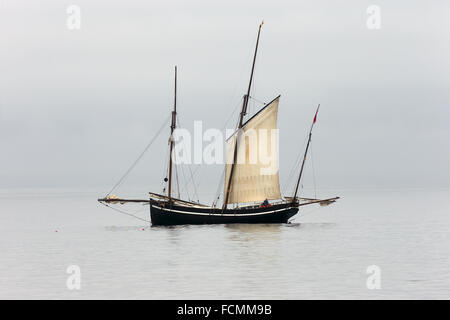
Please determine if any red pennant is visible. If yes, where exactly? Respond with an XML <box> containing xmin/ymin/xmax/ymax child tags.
<box><xmin>313</xmin><ymin>104</ymin><xmax>320</xmax><ymax>124</ymax></box>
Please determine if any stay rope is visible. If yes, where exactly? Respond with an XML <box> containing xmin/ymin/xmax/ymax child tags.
<box><xmin>282</xmin><ymin>134</ymin><xmax>308</xmax><ymax>195</ymax></box>
<box><xmin>106</xmin><ymin>114</ymin><xmax>171</xmax><ymax>197</ymax></box>
<box><xmin>100</xmin><ymin>202</ymin><xmax>151</xmax><ymax>223</ymax></box>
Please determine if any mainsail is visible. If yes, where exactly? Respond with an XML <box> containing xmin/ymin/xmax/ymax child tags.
<box><xmin>224</xmin><ymin>96</ymin><xmax>281</xmax><ymax>204</ymax></box>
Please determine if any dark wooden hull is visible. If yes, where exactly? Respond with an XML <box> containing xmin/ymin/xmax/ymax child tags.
<box><xmin>150</xmin><ymin>201</ymin><xmax>298</xmax><ymax>226</ymax></box>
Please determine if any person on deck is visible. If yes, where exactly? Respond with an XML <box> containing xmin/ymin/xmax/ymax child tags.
<box><xmin>261</xmin><ymin>199</ymin><xmax>271</xmax><ymax>208</ymax></box>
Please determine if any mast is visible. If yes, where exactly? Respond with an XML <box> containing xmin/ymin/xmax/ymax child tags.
<box><xmin>223</xmin><ymin>21</ymin><xmax>263</xmax><ymax>209</ymax></box>
<box><xmin>292</xmin><ymin>104</ymin><xmax>320</xmax><ymax>203</ymax></box>
<box><xmin>168</xmin><ymin>66</ymin><xmax>177</xmax><ymax>201</ymax></box>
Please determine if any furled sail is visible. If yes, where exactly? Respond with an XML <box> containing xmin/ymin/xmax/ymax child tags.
<box><xmin>224</xmin><ymin>96</ymin><xmax>281</xmax><ymax>204</ymax></box>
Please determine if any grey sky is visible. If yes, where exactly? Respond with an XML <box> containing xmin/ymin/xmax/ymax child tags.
<box><xmin>0</xmin><ymin>0</ymin><xmax>449</xmax><ymax>200</ymax></box>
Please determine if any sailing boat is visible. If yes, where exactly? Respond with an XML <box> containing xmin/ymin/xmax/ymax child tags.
<box><xmin>98</xmin><ymin>22</ymin><xmax>339</xmax><ymax>226</ymax></box>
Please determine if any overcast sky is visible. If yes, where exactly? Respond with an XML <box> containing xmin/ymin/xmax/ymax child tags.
<box><xmin>0</xmin><ymin>0</ymin><xmax>449</xmax><ymax>200</ymax></box>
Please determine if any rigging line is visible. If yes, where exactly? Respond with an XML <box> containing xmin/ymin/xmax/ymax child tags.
<box><xmin>213</xmin><ymin>167</ymin><xmax>226</xmax><ymax>207</ymax></box>
<box><xmin>248</xmin><ymin>95</ymin><xmax>267</xmax><ymax>106</ymax></box>
<box><xmin>187</xmin><ymin>163</ymin><xmax>200</xmax><ymax>203</ymax></box>
<box><xmin>248</xmin><ymin>96</ymin><xmax>255</xmax><ymax>119</ymax></box>
<box><xmin>310</xmin><ymin>142</ymin><xmax>317</xmax><ymax>199</ymax></box>
<box><xmin>212</xmin><ymin>168</ymin><xmax>224</xmax><ymax>206</ymax></box>
<box><xmin>172</xmin><ymin>135</ymin><xmax>189</xmax><ymax>201</ymax></box>
<box><xmin>287</xmin><ymin>133</ymin><xmax>310</xmax><ymax>191</ymax></box>
<box><xmin>100</xmin><ymin>202</ymin><xmax>150</xmax><ymax>223</ymax></box>
<box><xmin>185</xmin><ymin>165</ymin><xmax>200</xmax><ymax>202</ymax></box>
<box><xmin>179</xmin><ymin>165</ymin><xmax>198</xmax><ymax>197</ymax></box>
<box><xmin>170</xmin><ymin>143</ymin><xmax>179</xmax><ymax>198</ymax></box>
<box><xmin>106</xmin><ymin>114</ymin><xmax>171</xmax><ymax>197</ymax></box>
<box><xmin>175</xmin><ymin>115</ymin><xmax>196</xmax><ymax>201</ymax></box>
<box><xmin>175</xmin><ymin>116</ymin><xmax>200</xmax><ymax>203</ymax></box>
<box><xmin>221</xmin><ymin>97</ymin><xmax>244</xmax><ymax>132</ymax></box>
<box><xmin>287</xmin><ymin>150</ymin><xmax>304</xmax><ymax>190</ymax></box>
<box><xmin>164</xmin><ymin>147</ymin><xmax>170</xmax><ymax>186</ymax></box>
<box><xmin>222</xmin><ymin>31</ymin><xmax>256</xmax><ymax>124</ymax></box>
<box><xmin>173</xmin><ymin>96</ymin><xmax>235</xmax><ymax>206</ymax></box>
<box><xmin>291</xmin><ymin>205</ymin><xmax>321</xmax><ymax>222</ymax></box>
<box><xmin>282</xmin><ymin>134</ymin><xmax>309</xmax><ymax>194</ymax></box>
<box><xmin>180</xmin><ymin>163</ymin><xmax>191</xmax><ymax>201</ymax></box>
<box><xmin>173</xmin><ymin>150</ymin><xmax>181</xmax><ymax>199</ymax></box>
<box><xmin>162</xmin><ymin>143</ymin><xmax>170</xmax><ymax>194</ymax></box>
<box><xmin>177</xmin><ymin>163</ymin><xmax>201</xmax><ymax>203</ymax></box>
<box><xmin>174</xmin><ymin>99</ymin><xmax>240</xmax><ymax>203</ymax></box>
<box><xmin>247</xmin><ymin>44</ymin><xmax>261</xmax><ymax>119</ymax></box>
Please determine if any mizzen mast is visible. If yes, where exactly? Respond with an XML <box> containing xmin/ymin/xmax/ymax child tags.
<box><xmin>168</xmin><ymin>66</ymin><xmax>177</xmax><ymax>201</ymax></box>
<box><xmin>223</xmin><ymin>21</ymin><xmax>264</xmax><ymax>209</ymax></box>
<box><xmin>292</xmin><ymin>104</ymin><xmax>320</xmax><ymax>202</ymax></box>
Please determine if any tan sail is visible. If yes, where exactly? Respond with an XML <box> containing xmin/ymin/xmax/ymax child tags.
<box><xmin>224</xmin><ymin>96</ymin><xmax>281</xmax><ymax>204</ymax></box>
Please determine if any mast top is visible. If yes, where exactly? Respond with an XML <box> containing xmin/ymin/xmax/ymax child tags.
<box><xmin>238</xmin><ymin>20</ymin><xmax>264</xmax><ymax>128</ymax></box>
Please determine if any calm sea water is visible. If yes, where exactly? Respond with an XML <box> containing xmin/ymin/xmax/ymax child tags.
<box><xmin>0</xmin><ymin>188</ymin><xmax>449</xmax><ymax>299</ymax></box>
